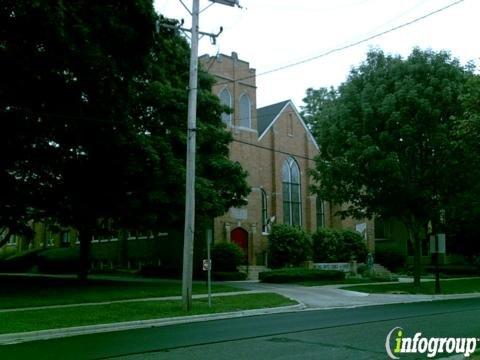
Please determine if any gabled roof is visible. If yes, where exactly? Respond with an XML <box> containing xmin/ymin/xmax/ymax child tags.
<box><xmin>257</xmin><ymin>100</ymin><xmax>290</xmax><ymax>136</ymax></box>
<box><xmin>257</xmin><ymin>100</ymin><xmax>319</xmax><ymax>150</ymax></box>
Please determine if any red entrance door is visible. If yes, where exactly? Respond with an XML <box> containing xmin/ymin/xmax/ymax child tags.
<box><xmin>231</xmin><ymin>227</ymin><xmax>248</xmax><ymax>262</ymax></box>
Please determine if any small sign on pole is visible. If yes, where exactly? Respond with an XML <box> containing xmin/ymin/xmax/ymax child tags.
<box><xmin>202</xmin><ymin>259</ymin><xmax>211</xmax><ymax>271</ymax></box>
<box><xmin>206</xmin><ymin>229</ymin><xmax>213</xmax><ymax>308</ymax></box>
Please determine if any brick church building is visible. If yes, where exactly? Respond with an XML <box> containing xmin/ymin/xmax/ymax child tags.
<box><xmin>200</xmin><ymin>52</ymin><xmax>375</xmax><ymax>268</ymax></box>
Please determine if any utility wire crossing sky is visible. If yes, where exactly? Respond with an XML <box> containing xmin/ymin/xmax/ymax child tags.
<box><xmin>155</xmin><ymin>0</ymin><xmax>479</xmax><ymax>108</ymax></box>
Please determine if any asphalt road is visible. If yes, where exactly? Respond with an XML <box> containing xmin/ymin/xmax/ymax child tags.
<box><xmin>1</xmin><ymin>298</ymin><xmax>480</xmax><ymax>360</ymax></box>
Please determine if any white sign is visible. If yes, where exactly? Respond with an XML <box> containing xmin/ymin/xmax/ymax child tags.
<box><xmin>313</xmin><ymin>263</ymin><xmax>351</xmax><ymax>272</ymax></box>
<box><xmin>230</xmin><ymin>207</ymin><xmax>247</xmax><ymax>220</ymax></box>
<box><xmin>429</xmin><ymin>234</ymin><xmax>446</xmax><ymax>254</ymax></box>
<box><xmin>202</xmin><ymin>259</ymin><xmax>211</xmax><ymax>271</ymax></box>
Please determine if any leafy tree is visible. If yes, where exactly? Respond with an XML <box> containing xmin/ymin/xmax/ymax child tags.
<box><xmin>125</xmin><ymin>18</ymin><xmax>250</xmax><ymax>230</ymax></box>
<box><xmin>0</xmin><ymin>3</ymin><xmax>249</xmax><ymax>279</ymax></box>
<box><xmin>444</xmin><ymin>74</ymin><xmax>480</xmax><ymax>258</ymax></box>
<box><xmin>300</xmin><ymin>87</ymin><xmax>337</xmax><ymax>137</ymax></box>
<box><xmin>1</xmin><ymin>1</ymin><xmax>157</xmax><ymax>277</ymax></box>
<box><xmin>308</xmin><ymin>48</ymin><xmax>477</xmax><ymax>287</ymax></box>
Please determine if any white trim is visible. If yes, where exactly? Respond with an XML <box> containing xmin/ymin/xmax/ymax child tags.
<box><xmin>258</xmin><ymin>100</ymin><xmax>319</xmax><ymax>150</ymax></box>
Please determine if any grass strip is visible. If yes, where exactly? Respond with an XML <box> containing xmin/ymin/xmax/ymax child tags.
<box><xmin>0</xmin><ymin>293</ymin><xmax>296</xmax><ymax>334</ymax></box>
<box><xmin>0</xmin><ymin>275</ymin><xmax>240</xmax><ymax>309</ymax></box>
<box><xmin>341</xmin><ymin>278</ymin><xmax>480</xmax><ymax>295</ymax></box>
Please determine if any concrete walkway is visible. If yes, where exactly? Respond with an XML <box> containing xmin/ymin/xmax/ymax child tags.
<box><xmin>225</xmin><ymin>280</ymin><xmax>480</xmax><ymax>309</ymax></box>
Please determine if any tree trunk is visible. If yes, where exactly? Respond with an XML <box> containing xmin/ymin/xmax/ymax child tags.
<box><xmin>0</xmin><ymin>229</ymin><xmax>12</xmax><ymax>249</ymax></box>
<box><xmin>118</xmin><ymin>229</ymin><xmax>128</xmax><ymax>268</ymax></box>
<box><xmin>78</xmin><ymin>226</ymin><xmax>93</xmax><ymax>282</ymax></box>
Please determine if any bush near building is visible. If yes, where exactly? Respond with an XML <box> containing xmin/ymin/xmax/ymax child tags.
<box><xmin>259</xmin><ymin>268</ymin><xmax>345</xmax><ymax>283</ymax></box>
<box><xmin>267</xmin><ymin>225</ymin><xmax>312</xmax><ymax>268</ymax></box>
<box><xmin>211</xmin><ymin>242</ymin><xmax>245</xmax><ymax>272</ymax></box>
<box><xmin>374</xmin><ymin>247</ymin><xmax>407</xmax><ymax>272</ymax></box>
<box><xmin>312</xmin><ymin>228</ymin><xmax>367</xmax><ymax>263</ymax></box>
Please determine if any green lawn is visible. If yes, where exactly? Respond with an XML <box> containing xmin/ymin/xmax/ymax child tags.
<box><xmin>342</xmin><ymin>278</ymin><xmax>480</xmax><ymax>295</ymax></box>
<box><xmin>0</xmin><ymin>275</ymin><xmax>240</xmax><ymax>309</ymax></box>
<box><xmin>0</xmin><ymin>293</ymin><xmax>296</xmax><ymax>334</ymax></box>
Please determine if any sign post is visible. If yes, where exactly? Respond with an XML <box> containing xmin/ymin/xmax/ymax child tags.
<box><xmin>206</xmin><ymin>229</ymin><xmax>213</xmax><ymax>307</ymax></box>
<box><xmin>430</xmin><ymin>233</ymin><xmax>446</xmax><ymax>294</ymax></box>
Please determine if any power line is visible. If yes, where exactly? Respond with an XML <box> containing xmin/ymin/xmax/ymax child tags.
<box><xmin>211</xmin><ymin>0</ymin><xmax>465</xmax><ymax>88</ymax></box>
<box><xmin>231</xmin><ymin>138</ymin><xmax>316</xmax><ymax>162</ymax></box>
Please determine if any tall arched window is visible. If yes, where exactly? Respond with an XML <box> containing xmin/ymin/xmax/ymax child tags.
<box><xmin>239</xmin><ymin>93</ymin><xmax>251</xmax><ymax>128</ymax></box>
<box><xmin>261</xmin><ymin>188</ymin><xmax>268</xmax><ymax>233</ymax></box>
<box><xmin>218</xmin><ymin>88</ymin><xmax>232</xmax><ymax>126</ymax></box>
<box><xmin>282</xmin><ymin>156</ymin><xmax>301</xmax><ymax>226</ymax></box>
<box><xmin>316</xmin><ymin>197</ymin><xmax>325</xmax><ymax>229</ymax></box>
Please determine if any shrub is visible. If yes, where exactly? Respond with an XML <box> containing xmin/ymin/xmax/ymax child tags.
<box><xmin>425</xmin><ymin>264</ymin><xmax>480</xmax><ymax>276</ymax></box>
<box><xmin>36</xmin><ymin>247</ymin><xmax>80</xmax><ymax>273</ymax></box>
<box><xmin>312</xmin><ymin>229</ymin><xmax>367</xmax><ymax>262</ymax></box>
<box><xmin>211</xmin><ymin>242</ymin><xmax>244</xmax><ymax>272</ymax></box>
<box><xmin>259</xmin><ymin>267</ymin><xmax>345</xmax><ymax>283</ymax></box>
<box><xmin>474</xmin><ymin>255</ymin><xmax>480</xmax><ymax>270</ymax></box>
<box><xmin>268</xmin><ymin>224</ymin><xmax>312</xmax><ymax>268</ymax></box>
<box><xmin>0</xmin><ymin>249</ymin><xmax>42</xmax><ymax>272</ymax></box>
<box><xmin>357</xmin><ymin>264</ymin><xmax>368</xmax><ymax>276</ymax></box>
<box><xmin>374</xmin><ymin>249</ymin><xmax>406</xmax><ymax>272</ymax></box>
<box><xmin>212</xmin><ymin>271</ymin><xmax>248</xmax><ymax>281</ymax></box>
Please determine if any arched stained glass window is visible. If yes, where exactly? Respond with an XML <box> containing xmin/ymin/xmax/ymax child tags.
<box><xmin>239</xmin><ymin>93</ymin><xmax>251</xmax><ymax>128</ymax></box>
<box><xmin>218</xmin><ymin>88</ymin><xmax>232</xmax><ymax>125</ymax></box>
<box><xmin>282</xmin><ymin>156</ymin><xmax>301</xmax><ymax>226</ymax></box>
<box><xmin>261</xmin><ymin>189</ymin><xmax>268</xmax><ymax>233</ymax></box>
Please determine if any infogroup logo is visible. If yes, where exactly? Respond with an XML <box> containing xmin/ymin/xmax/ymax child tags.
<box><xmin>385</xmin><ymin>327</ymin><xmax>478</xmax><ymax>359</ymax></box>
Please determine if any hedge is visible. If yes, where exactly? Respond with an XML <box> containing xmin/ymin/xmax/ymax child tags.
<box><xmin>425</xmin><ymin>264</ymin><xmax>480</xmax><ymax>276</ymax></box>
<box><xmin>36</xmin><ymin>247</ymin><xmax>80</xmax><ymax>273</ymax></box>
<box><xmin>259</xmin><ymin>267</ymin><xmax>345</xmax><ymax>283</ymax></box>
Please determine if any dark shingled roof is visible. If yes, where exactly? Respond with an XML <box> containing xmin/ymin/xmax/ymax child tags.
<box><xmin>257</xmin><ymin>100</ymin><xmax>290</xmax><ymax>137</ymax></box>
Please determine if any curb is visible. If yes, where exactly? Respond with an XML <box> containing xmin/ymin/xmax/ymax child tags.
<box><xmin>0</xmin><ymin>303</ymin><xmax>306</xmax><ymax>345</ymax></box>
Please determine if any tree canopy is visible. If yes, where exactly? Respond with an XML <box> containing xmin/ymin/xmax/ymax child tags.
<box><xmin>306</xmin><ymin>48</ymin><xmax>479</xmax><ymax>285</ymax></box>
<box><xmin>0</xmin><ymin>2</ymin><xmax>250</xmax><ymax>277</ymax></box>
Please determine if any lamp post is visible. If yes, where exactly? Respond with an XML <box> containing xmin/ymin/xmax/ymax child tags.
<box><xmin>182</xmin><ymin>0</ymin><xmax>240</xmax><ymax>312</ymax></box>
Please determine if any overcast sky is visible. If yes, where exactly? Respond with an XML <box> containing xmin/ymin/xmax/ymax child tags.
<box><xmin>154</xmin><ymin>0</ymin><xmax>479</xmax><ymax>109</ymax></box>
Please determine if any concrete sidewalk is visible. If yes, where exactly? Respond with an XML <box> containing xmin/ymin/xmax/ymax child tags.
<box><xmin>226</xmin><ymin>281</ymin><xmax>480</xmax><ymax>309</ymax></box>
